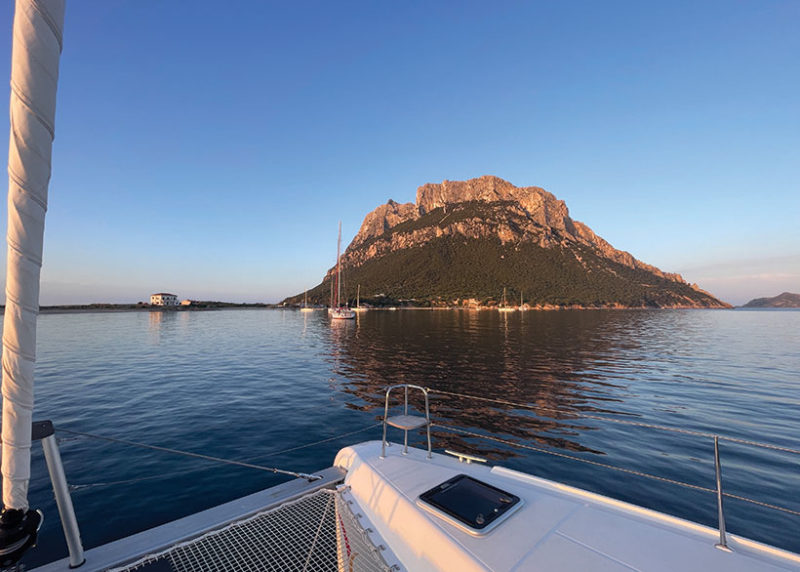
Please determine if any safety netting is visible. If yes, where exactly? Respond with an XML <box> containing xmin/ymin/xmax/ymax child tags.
<box><xmin>109</xmin><ymin>488</ymin><xmax>395</xmax><ymax>572</ymax></box>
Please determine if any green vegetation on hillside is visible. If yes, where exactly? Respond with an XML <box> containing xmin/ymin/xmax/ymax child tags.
<box><xmin>286</xmin><ymin>236</ymin><xmax>724</xmax><ymax>308</ymax></box>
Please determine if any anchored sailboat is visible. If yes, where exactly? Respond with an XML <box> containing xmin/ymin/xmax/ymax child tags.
<box><xmin>354</xmin><ymin>284</ymin><xmax>367</xmax><ymax>312</ymax></box>
<box><xmin>329</xmin><ymin>222</ymin><xmax>355</xmax><ymax>320</ymax></box>
<box><xmin>498</xmin><ymin>286</ymin><xmax>516</xmax><ymax>312</ymax></box>
<box><xmin>300</xmin><ymin>290</ymin><xmax>314</xmax><ymax>312</ymax></box>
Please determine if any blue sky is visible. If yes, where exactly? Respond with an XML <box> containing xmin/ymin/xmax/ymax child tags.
<box><xmin>1</xmin><ymin>0</ymin><xmax>798</xmax><ymax>305</ymax></box>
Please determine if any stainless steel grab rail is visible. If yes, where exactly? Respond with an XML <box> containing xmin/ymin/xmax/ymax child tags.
<box><xmin>32</xmin><ymin>420</ymin><xmax>85</xmax><ymax>568</ymax></box>
<box><xmin>714</xmin><ymin>435</ymin><xmax>730</xmax><ymax>552</ymax></box>
<box><xmin>381</xmin><ymin>384</ymin><xmax>432</xmax><ymax>459</ymax></box>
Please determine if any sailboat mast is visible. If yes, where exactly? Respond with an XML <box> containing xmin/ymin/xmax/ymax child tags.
<box><xmin>336</xmin><ymin>221</ymin><xmax>342</xmax><ymax>307</ymax></box>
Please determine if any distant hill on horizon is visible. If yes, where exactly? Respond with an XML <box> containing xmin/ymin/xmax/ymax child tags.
<box><xmin>285</xmin><ymin>176</ymin><xmax>729</xmax><ymax>309</ymax></box>
<box><xmin>741</xmin><ymin>292</ymin><xmax>800</xmax><ymax>308</ymax></box>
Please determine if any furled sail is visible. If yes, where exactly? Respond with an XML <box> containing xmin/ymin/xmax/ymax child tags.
<box><xmin>2</xmin><ymin>0</ymin><xmax>64</xmax><ymax>510</ymax></box>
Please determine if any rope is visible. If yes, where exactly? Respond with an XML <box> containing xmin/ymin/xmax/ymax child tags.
<box><xmin>438</xmin><ymin>426</ymin><xmax>716</xmax><ymax>494</ymax></box>
<box><xmin>70</xmin><ymin>473</ymin><xmax>181</xmax><ymax>492</ymax></box>
<box><xmin>301</xmin><ymin>491</ymin><xmax>334</xmax><ymax>572</ymax></box>
<box><xmin>57</xmin><ymin>428</ymin><xmax>323</xmax><ymax>482</ymax></box>
<box><xmin>427</xmin><ymin>388</ymin><xmax>800</xmax><ymax>455</ymax></box>
<box><xmin>722</xmin><ymin>492</ymin><xmax>800</xmax><ymax>518</ymax></box>
<box><xmin>437</xmin><ymin>426</ymin><xmax>800</xmax><ymax>517</ymax></box>
<box><xmin>57</xmin><ymin>404</ymin><xmax>800</xmax><ymax>520</ymax></box>
<box><xmin>60</xmin><ymin>423</ymin><xmax>382</xmax><ymax>490</ymax></box>
<box><xmin>247</xmin><ymin>424</ymin><xmax>382</xmax><ymax>462</ymax></box>
<box><xmin>716</xmin><ymin>435</ymin><xmax>800</xmax><ymax>456</ymax></box>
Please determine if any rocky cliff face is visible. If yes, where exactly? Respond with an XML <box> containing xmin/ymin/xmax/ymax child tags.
<box><xmin>350</xmin><ymin>199</ymin><xmax>418</xmax><ymax>247</ymax></box>
<box><xmin>344</xmin><ymin>175</ymin><xmax>682</xmax><ymax>282</ymax></box>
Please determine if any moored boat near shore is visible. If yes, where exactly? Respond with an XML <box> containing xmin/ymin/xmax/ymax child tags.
<box><xmin>300</xmin><ymin>291</ymin><xmax>315</xmax><ymax>312</ymax></box>
<box><xmin>498</xmin><ymin>287</ymin><xmax>516</xmax><ymax>312</ymax></box>
<box><xmin>329</xmin><ymin>222</ymin><xmax>355</xmax><ymax>320</ymax></box>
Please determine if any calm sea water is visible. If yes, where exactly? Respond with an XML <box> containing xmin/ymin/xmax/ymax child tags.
<box><xmin>8</xmin><ymin>308</ymin><xmax>800</xmax><ymax>567</ymax></box>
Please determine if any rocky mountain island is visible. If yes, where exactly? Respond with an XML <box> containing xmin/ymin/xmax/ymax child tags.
<box><xmin>288</xmin><ymin>176</ymin><xmax>729</xmax><ymax>309</ymax></box>
<box><xmin>742</xmin><ymin>292</ymin><xmax>800</xmax><ymax>308</ymax></box>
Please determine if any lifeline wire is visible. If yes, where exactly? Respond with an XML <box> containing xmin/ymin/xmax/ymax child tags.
<box><xmin>58</xmin><ymin>428</ymin><xmax>323</xmax><ymax>481</ymax></box>
<box><xmin>437</xmin><ymin>425</ymin><xmax>800</xmax><ymax>518</ymax></box>
<box><xmin>427</xmin><ymin>388</ymin><xmax>800</xmax><ymax>455</ymax></box>
<box><xmin>65</xmin><ymin>423</ymin><xmax>382</xmax><ymax>491</ymax></box>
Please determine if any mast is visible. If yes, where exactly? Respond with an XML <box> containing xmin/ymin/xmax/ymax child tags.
<box><xmin>336</xmin><ymin>221</ymin><xmax>342</xmax><ymax>308</ymax></box>
<box><xmin>357</xmin><ymin>284</ymin><xmax>360</xmax><ymax>308</ymax></box>
<box><xmin>2</xmin><ymin>0</ymin><xmax>64</xmax><ymax>513</ymax></box>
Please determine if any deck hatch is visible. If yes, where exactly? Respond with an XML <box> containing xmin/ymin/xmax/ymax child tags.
<box><xmin>418</xmin><ymin>474</ymin><xmax>521</xmax><ymax>534</ymax></box>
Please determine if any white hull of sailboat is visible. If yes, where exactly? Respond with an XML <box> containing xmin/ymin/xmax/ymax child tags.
<box><xmin>330</xmin><ymin>308</ymin><xmax>356</xmax><ymax>319</ymax></box>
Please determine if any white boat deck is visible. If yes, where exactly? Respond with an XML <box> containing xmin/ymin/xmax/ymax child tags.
<box><xmin>335</xmin><ymin>440</ymin><xmax>800</xmax><ymax>572</ymax></box>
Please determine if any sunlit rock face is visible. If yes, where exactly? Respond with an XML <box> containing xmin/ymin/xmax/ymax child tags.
<box><xmin>347</xmin><ymin>175</ymin><xmax>682</xmax><ymax>281</ymax></box>
<box><xmin>349</xmin><ymin>199</ymin><xmax>417</xmax><ymax>250</ymax></box>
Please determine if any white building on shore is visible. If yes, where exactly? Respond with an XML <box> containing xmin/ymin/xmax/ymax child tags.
<box><xmin>150</xmin><ymin>293</ymin><xmax>178</xmax><ymax>306</ymax></box>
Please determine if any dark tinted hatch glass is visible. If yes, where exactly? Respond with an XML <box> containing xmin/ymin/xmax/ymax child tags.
<box><xmin>419</xmin><ymin>474</ymin><xmax>520</xmax><ymax>530</ymax></box>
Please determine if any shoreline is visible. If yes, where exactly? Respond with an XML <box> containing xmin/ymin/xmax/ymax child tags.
<box><xmin>4</xmin><ymin>305</ymin><xmax>789</xmax><ymax>316</ymax></box>
<box><xmin>285</xmin><ymin>304</ymin><xmax>733</xmax><ymax>311</ymax></box>
<box><xmin>0</xmin><ymin>303</ymin><xmax>275</xmax><ymax>315</ymax></box>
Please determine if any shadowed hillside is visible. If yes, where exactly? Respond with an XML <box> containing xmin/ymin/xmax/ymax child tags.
<box><xmin>742</xmin><ymin>292</ymin><xmax>800</xmax><ymax>308</ymax></box>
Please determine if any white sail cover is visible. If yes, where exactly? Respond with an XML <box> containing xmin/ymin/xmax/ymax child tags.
<box><xmin>2</xmin><ymin>0</ymin><xmax>64</xmax><ymax>510</ymax></box>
